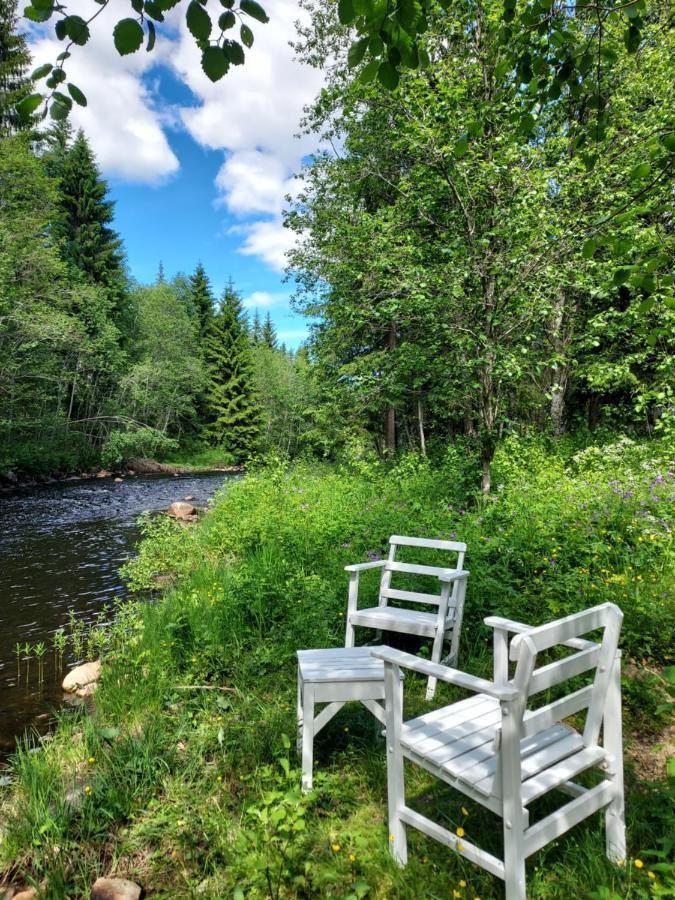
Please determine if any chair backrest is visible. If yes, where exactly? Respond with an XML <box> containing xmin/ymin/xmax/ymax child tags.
<box><xmin>508</xmin><ymin>603</ymin><xmax>623</xmax><ymax>748</ymax></box>
<box><xmin>378</xmin><ymin>535</ymin><xmax>467</xmax><ymax>618</ymax></box>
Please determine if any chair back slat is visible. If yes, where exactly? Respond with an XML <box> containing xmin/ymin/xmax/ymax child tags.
<box><xmin>528</xmin><ymin>644</ymin><xmax>601</xmax><ymax>695</ymax></box>
<box><xmin>379</xmin><ymin>539</ymin><xmax>466</xmax><ymax>611</ymax></box>
<box><xmin>519</xmin><ymin>684</ymin><xmax>596</xmax><ymax>742</ymax></box>
<box><xmin>390</xmin><ymin>535</ymin><xmax>467</xmax><ymax>553</ymax></box>
<box><xmin>509</xmin><ymin>604</ymin><xmax>621</xmax><ymax>659</ymax></box>
<box><xmin>382</xmin><ymin>587</ymin><xmax>443</xmax><ymax>607</ymax></box>
<box><xmin>387</xmin><ymin>560</ymin><xmax>457</xmax><ymax>579</ymax></box>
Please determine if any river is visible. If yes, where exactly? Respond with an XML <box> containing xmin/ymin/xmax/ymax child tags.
<box><xmin>0</xmin><ymin>471</ymin><xmax>230</xmax><ymax>758</ymax></box>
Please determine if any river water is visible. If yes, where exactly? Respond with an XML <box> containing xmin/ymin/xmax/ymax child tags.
<box><xmin>0</xmin><ymin>472</ymin><xmax>230</xmax><ymax>758</ymax></box>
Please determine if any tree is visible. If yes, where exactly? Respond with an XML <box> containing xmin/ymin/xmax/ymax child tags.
<box><xmin>51</xmin><ymin>130</ymin><xmax>128</xmax><ymax>326</ymax></box>
<box><xmin>203</xmin><ymin>281</ymin><xmax>260</xmax><ymax>459</ymax></box>
<box><xmin>0</xmin><ymin>0</ymin><xmax>32</xmax><ymax>135</ymax></box>
<box><xmin>188</xmin><ymin>263</ymin><xmax>215</xmax><ymax>338</ymax></box>
<box><xmin>250</xmin><ymin>309</ymin><xmax>262</xmax><ymax>346</ymax></box>
<box><xmin>261</xmin><ymin>312</ymin><xmax>278</xmax><ymax>350</ymax></box>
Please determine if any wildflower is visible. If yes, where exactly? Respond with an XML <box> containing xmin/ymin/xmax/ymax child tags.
<box><xmin>453</xmin><ymin>891</ymin><xmax>461</xmax><ymax>898</ymax></box>
<box><xmin>461</xmin><ymin>806</ymin><xmax>469</xmax><ymax>816</ymax></box>
<box><xmin>88</xmin><ymin>756</ymin><xmax>95</xmax><ymax>764</ymax></box>
<box><xmin>634</xmin><ymin>859</ymin><xmax>644</xmax><ymax>869</ymax></box>
<box><xmin>217</xmin><ymin>775</ymin><xmax>222</xmax><ymax>782</ymax></box>
<box><xmin>349</xmin><ymin>853</ymin><xmax>356</xmax><ymax>862</ymax></box>
<box><xmin>331</xmin><ymin>843</ymin><xmax>341</xmax><ymax>853</ymax></box>
<box><xmin>648</xmin><ymin>871</ymin><xmax>656</xmax><ymax>880</ymax></box>
<box><xmin>456</xmin><ymin>827</ymin><xmax>465</xmax><ymax>837</ymax></box>
<box><xmin>457</xmin><ymin>843</ymin><xmax>465</xmax><ymax>852</ymax></box>
<box><xmin>84</xmin><ymin>785</ymin><xmax>92</xmax><ymax>795</ymax></box>
<box><xmin>460</xmin><ymin>880</ymin><xmax>467</xmax><ymax>887</ymax></box>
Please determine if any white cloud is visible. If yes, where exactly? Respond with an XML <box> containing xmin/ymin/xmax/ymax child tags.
<box><xmin>243</xmin><ymin>290</ymin><xmax>284</xmax><ymax>308</ymax></box>
<box><xmin>28</xmin><ymin>3</ymin><xmax>179</xmax><ymax>183</ymax></box>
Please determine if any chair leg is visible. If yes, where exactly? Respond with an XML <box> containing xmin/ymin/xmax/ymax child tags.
<box><xmin>384</xmin><ymin>663</ymin><xmax>407</xmax><ymax>865</ymax></box>
<box><xmin>426</xmin><ymin>630</ymin><xmax>445</xmax><ymax>700</ymax></box>
<box><xmin>503</xmin><ymin>822</ymin><xmax>527</xmax><ymax>900</ymax></box>
<box><xmin>296</xmin><ymin>673</ymin><xmax>303</xmax><ymax>754</ymax></box>
<box><xmin>604</xmin><ymin>653</ymin><xmax>626</xmax><ymax>862</ymax></box>
<box><xmin>301</xmin><ymin>685</ymin><xmax>315</xmax><ymax>792</ymax></box>
<box><xmin>345</xmin><ymin>618</ymin><xmax>355</xmax><ymax>648</ymax></box>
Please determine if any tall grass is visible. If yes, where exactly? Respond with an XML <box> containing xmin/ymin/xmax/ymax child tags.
<box><xmin>1</xmin><ymin>435</ymin><xmax>673</xmax><ymax>898</ymax></box>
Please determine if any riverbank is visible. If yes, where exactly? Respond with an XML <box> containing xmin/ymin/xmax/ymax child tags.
<box><xmin>1</xmin><ymin>437</ymin><xmax>673</xmax><ymax>898</ymax></box>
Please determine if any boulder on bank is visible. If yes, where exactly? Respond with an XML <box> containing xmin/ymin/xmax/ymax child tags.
<box><xmin>167</xmin><ymin>501</ymin><xmax>197</xmax><ymax>519</ymax></box>
<box><xmin>91</xmin><ymin>877</ymin><xmax>141</xmax><ymax>900</ymax></box>
<box><xmin>126</xmin><ymin>457</ymin><xmax>186</xmax><ymax>475</ymax></box>
<box><xmin>62</xmin><ymin>660</ymin><xmax>101</xmax><ymax>693</ymax></box>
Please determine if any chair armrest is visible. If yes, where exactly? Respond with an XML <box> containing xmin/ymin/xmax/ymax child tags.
<box><xmin>484</xmin><ymin>615</ymin><xmax>597</xmax><ymax>651</ymax></box>
<box><xmin>371</xmin><ymin>646</ymin><xmax>519</xmax><ymax>701</ymax></box>
<box><xmin>344</xmin><ymin>560</ymin><xmax>387</xmax><ymax>573</ymax></box>
<box><xmin>439</xmin><ymin>568</ymin><xmax>470</xmax><ymax>583</ymax></box>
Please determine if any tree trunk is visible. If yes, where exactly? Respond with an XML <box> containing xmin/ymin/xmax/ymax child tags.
<box><xmin>384</xmin><ymin>320</ymin><xmax>396</xmax><ymax>454</ymax></box>
<box><xmin>480</xmin><ymin>447</ymin><xmax>492</xmax><ymax>494</ymax></box>
<box><xmin>549</xmin><ymin>285</ymin><xmax>575</xmax><ymax>435</ymax></box>
<box><xmin>417</xmin><ymin>397</ymin><xmax>426</xmax><ymax>456</ymax></box>
<box><xmin>588</xmin><ymin>395</ymin><xmax>601</xmax><ymax>430</ymax></box>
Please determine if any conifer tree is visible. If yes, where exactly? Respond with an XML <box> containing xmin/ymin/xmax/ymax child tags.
<box><xmin>0</xmin><ymin>0</ymin><xmax>32</xmax><ymax>136</ymax></box>
<box><xmin>188</xmin><ymin>263</ymin><xmax>215</xmax><ymax>337</ymax></box>
<box><xmin>52</xmin><ymin>130</ymin><xmax>128</xmax><ymax>324</ymax></box>
<box><xmin>203</xmin><ymin>280</ymin><xmax>260</xmax><ymax>458</ymax></box>
<box><xmin>261</xmin><ymin>311</ymin><xmax>278</xmax><ymax>350</ymax></box>
<box><xmin>156</xmin><ymin>261</ymin><xmax>165</xmax><ymax>284</ymax></box>
<box><xmin>250</xmin><ymin>309</ymin><xmax>262</xmax><ymax>346</ymax></box>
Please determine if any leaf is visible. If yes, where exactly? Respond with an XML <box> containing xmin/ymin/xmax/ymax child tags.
<box><xmin>239</xmin><ymin>0</ymin><xmax>269</xmax><ymax>23</ymax></box>
<box><xmin>67</xmin><ymin>83</ymin><xmax>87</xmax><ymax>106</ymax></box>
<box><xmin>630</xmin><ymin>162</ymin><xmax>651</xmax><ymax>179</ymax></box>
<box><xmin>454</xmin><ymin>134</ymin><xmax>469</xmax><ymax>158</ymax></box>
<box><xmin>56</xmin><ymin>50</ymin><xmax>70</xmax><ymax>60</ymax></box>
<box><xmin>582</xmin><ymin>238</ymin><xmax>596</xmax><ymax>259</ymax></box>
<box><xmin>186</xmin><ymin>0</ymin><xmax>212</xmax><ymax>41</ymax></box>
<box><xmin>377</xmin><ymin>60</ymin><xmax>399</xmax><ymax>90</ymax></box>
<box><xmin>201</xmin><ymin>45</ymin><xmax>229</xmax><ymax>81</ymax></box>
<box><xmin>113</xmin><ymin>18</ymin><xmax>144</xmax><ymax>55</ymax></box>
<box><xmin>281</xmin><ymin>733</ymin><xmax>291</xmax><ymax>749</ymax></box>
<box><xmin>50</xmin><ymin>99</ymin><xmax>70</xmax><ymax>120</ymax></box>
<box><xmin>662</xmin><ymin>132</ymin><xmax>675</xmax><ymax>152</ymax></box>
<box><xmin>337</xmin><ymin>0</ymin><xmax>354</xmax><ymax>25</ymax></box>
<box><xmin>64</xmin><ymin>15</ymin><xmax>90</xmax><ymax>45</ymax></box>
<box><xmin>358</xmin><ymin>59</ymin><xmax>379</xmax><ymax>83</ymax></box>
<box><xmin>32</xmin><ymin>0</ymin><xmax>53</xmax><ymax>9</ymax></box>
<box><xmin>146</xmin><ymin>19</ymin><xmax>156</xmax><ymax>51</ymax></box>
<box><xmin>613</xmin><ymin>268</ymin><xmax>631</xmax><ymax>286</ymax></box>
<box><xmin>218</xmin><ymin>10</ymin><xmax>235</xmax><ymax>29</ymax></box>
<box><xmin>144</xmin><ymin>0</ymin><xmax>165</xmax><ymax>21</ymax></box>
<box><xmin>54</xmin><ymin>19</ymin><xmax>66</xmax><ymax>39</ymax></box>
<box><xmin>240</xmin><ymin>23</ymin><xmax>254</xmax><ymax>47</ymax></box>
<box><xmin>224</xmin><ymin>40</ymin><xmax>244</xmax><ymax>65</ymax></box>
<box><xmin>23</xmin><ymin>5</ymin><xmax>51</xmax><ymax>22</ymax></box>
<box><xmin>348</xmin><ymin>37</ymin><xmax>368</xmax><ymax>68</ymax></box>
<box><xmin>31</xmin><ymin>63</ymin><xmax>53</xmax><ymax>80</ymax></box>
<box><xmin>16</xmin><ymin>93</ymin><xmax>43</xmax><ymax>119</ymax></box>
<box><xmin>637</xmin><ymin>298</ymin><xmax>654</xmax><ymax>313</ymax></box>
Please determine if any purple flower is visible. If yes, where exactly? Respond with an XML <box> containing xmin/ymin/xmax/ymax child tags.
<box><xmin>450</xmin><ymin>531</ymin><xmax>457</xmax><ymax>539</ymax></box>
<box><xmin>367</xmin><ymin>550</ymin><xmax>382</xmax><ymax>561</ymax></box>
<box><xmin>549</xmin><ymin>558</ymin><xmax>557</xmax><ymax>567</ymax></box>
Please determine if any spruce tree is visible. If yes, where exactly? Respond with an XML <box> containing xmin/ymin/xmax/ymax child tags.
<box><xmin>251</xmin><ymin>309</ymin><xmax>262</xmax><ymax>345</ymax></box>
<box><xmin>262</xmin><ymin>311</ymin><xmax>278</xmax><ymax>350</ymax></box>
<box><xmin>52</xmin><ymin>130</ymin><xmax>128</xmax><ymax>323</ymax></box>
<box><xmin>0</xmin><ymin>0</ymin><xmax>32</xmax><ymax>136</ymax></box>
<box><xmin>203</xmin><ymin>281</ymin><xmax>260</xmax><ymax>458</ymax></box>
<box><xmin>188</xmin><ymin>263</ymin><xmax>214</xmax><ymax>337</ymax></box>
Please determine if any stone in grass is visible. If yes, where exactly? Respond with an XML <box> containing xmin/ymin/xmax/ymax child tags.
<box><xmin>13</xmin><ymin>889</ymin><xmax>38</xmax><ymax>900</ymax></box>
<box><xmin>167</xmin><ymin>501</ymin><xmax>197</xmax><ymax>519</ymax></box>
<box><xmin>91</xmin><ymin>877</ymin><xmax>142</xmax><ymax>900</ymax></box>
<box><xmin>62</xmin><ymin>660</ymin><xmax>101</xmax><ymax>693</ymax></box>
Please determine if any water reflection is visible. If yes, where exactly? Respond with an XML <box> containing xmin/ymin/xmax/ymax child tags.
<box><xmin>0</xmin><ymin>472</ymin><xmax>229</xmax><ymax>754</ymax></box>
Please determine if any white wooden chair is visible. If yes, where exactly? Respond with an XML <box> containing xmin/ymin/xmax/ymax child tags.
<box><xmin>345</xmin><ymin>535</ymin><xmax>469</xmax><ymax>699</ymax></box>
<box><xmin>373</xmin><ymin>603</ymin><xmax>625</xmax><ymax>900</ymax></box>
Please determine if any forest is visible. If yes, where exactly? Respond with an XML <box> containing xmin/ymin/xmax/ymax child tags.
<box><xmin>0</xmin><ymin>0</ymin><xmax>674</xmax><ymax>896</ymax></box>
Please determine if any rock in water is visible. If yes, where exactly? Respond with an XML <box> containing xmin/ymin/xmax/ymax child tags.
<box><xmin>62</xmin><ymin>660</ymin><xmax>101</xmax><ymax>693</ymax></box>
<box><xmin>167</xmin><ymin>501</ymin><xmax>197</xmax><ymax>519</ymax></box>
<box><xmin>91</xmin><ymin>878</ymin><xmax>142</xmax><ymax>900</ymax></box>
<box><xmin>114</xmin><ymin>477</ymin><xmax>124</xmax><ymax>483</ymax></box>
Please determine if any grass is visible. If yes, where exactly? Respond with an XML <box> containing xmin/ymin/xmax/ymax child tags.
<box><xmin>0</xmin><ymin>434</ymin><xmax>673</xmax><ymax>898</ymax></box>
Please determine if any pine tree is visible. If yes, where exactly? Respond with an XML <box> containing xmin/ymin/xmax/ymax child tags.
<box><xmin>262</xmin><ymin>311</ymin><xmax>278</xmax><ymax>350</ymax></box>
<box><xmin>0</xmin><ymin>0</ymin><xmax>32</xmax><ymax>136</ymax></box>
<box><xmin>251</xmin><ymin>309</ymin><xmax>262</xmax><ymax>345</ymax></box>
<box><xmin>203</xmin><ymin>281</ymin><xmax>260</xmax><ymax>458</ymax></box>
<box><xmin>52</xmin><ymin>130</ymin><xmax>128</xmax><ymax>323</ymax></box>
<box><xmin>157</xmin><ymin>261</ymin><xmax>165</xmax><ymax>284</ymax></box>
<box><xmin>188</xmin><ymin>263</ymin><xmax>214</xmax><ymax>337</ymax></box>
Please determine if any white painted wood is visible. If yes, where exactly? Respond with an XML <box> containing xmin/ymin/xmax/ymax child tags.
<box><xmin>377</xmin><ymin>603</ymin><xmax>626</xmax><ymax>900</ymax></box>
<box><xmin>389</xmin><ymin>535</ymin><xmax>466</xmax><ymax>553</ymax></box>
<box><xmin>384</xmin><ymin>660</ymin><xmax>407</xmax><ymax>865</ymax></box>
<box><xmin>345</xmin><ymin>536</ymin><xmax>469</xmax><ymax>698</ymax></box>
<box><xmin>344</xmin><ymin>560</ymin><xmax>387</xmax><ymax>572</ymax></box>
<box><xmin>301</xmin><ymin>683</ymin><xmax>315</xmax><ymax>791</ymax></box>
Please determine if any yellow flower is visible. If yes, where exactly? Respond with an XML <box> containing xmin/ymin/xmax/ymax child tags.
<box><xmin>84</xmin><ymin>785</ymin><xmax>92</xmax><ymax>795</ymax></box>
<box><xmin>348</xmin><ymin>853</ymin><xmax>356</xmax><ymax>862</ymax></box>
<box><xmin>617</xmin><ymin>859</ymin><xmax>625</xmax><ymax>867</ymax></box>
<box><xmin>217</xmin><ymin>775</ymin><xmax>222</xmax><ymax>782</ymax></box>
<box><xmin>331</xmin><ymin>843</ymin><xmax>341</xmax><ymax>853</ymax></box>
<box><xmin>460</xmin><ymin>880</ymin><xmax>467</xmax><ymax>887</ymax></box>
<box><xmin>87</xmin><ymin>756</ymin><xmax>95</xmax><ymax>764</ymax></box>
<box><xmin>461</xmin><ymin>806</ymin><xmax>469</xmax><ymax>816</ymax></box>
<box><xmin>634</xmin><ymin>859</ymin><xmax>644</xmax><ymax>869</ymax></box>
<box><xmin>453</xmin><ymin>892</ymin><xmax>461</xmax><ymax>898</ymax></box>
<box><xmin>648</xmin><ymin>871</ymin><xmax>656</xmax><ymax>880</ymax></box>
<box><xmin>456</xmin><ymin>827</ymin><xmax>465</xmax><ymax>837</ymax></box>
<box><xmin>457</xmin><ymin>843</ymin><xmax>465</xmax><ymax>852</ymax></box>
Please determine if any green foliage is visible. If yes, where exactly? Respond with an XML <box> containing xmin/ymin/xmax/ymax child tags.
<box><xmin>0</xmin><ymin>0</ymin><xmax>34</xmax><ymax>135</ymax></box>
<box><xmin>100</xmin><ymin>426</ymin><xmax>178</xmax><ymax>470</ymax></box>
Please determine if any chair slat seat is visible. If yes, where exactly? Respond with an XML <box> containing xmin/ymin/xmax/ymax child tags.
<box><xmin>349</xmin><ymin>606</ymin><xmax>440</xmax><ymax>637</ymax></box>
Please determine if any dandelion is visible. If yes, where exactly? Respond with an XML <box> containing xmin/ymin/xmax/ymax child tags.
<box><xmin>457</xmin><ymin>843</ymin><xmax>465</xmax><ymax>852</ymax></box>
<box><xmin>648</xmin><ymin>871</ymin><xmax>656</xmax><ymax>880</ymax></box>
<box><xmin>217</xmin><ymin>775</ymin><xmax>222</xmax><ymax>782</ymax></box>
<box><xmin>349</xmin><ymin>853</ymin><xmax>356</xmax><ymax>862</ymax></box>
<box><xmin>453</xmin><ymin>892</ymin><xmax>461</xmax><ymax>898</ymax></box>
<box><xmin>456</xmin><ymin>826</ymin><xmax>465</xmax><ymax>837</ymax></box>
<box><xmin>634</xmin><ymin>858</ymin><xmax>644</xmax><ymax>869</ymax></box>
<box><xmin>460</xmin><ymin>880</ymin><xmax>467</xmax><ymax>887</ymax></box>
<box><xmin>84</xmin><ymin>785</ymin><xmax>92</xmax><ymax>795</ymax></box>
<box><xmin>88</xmin><ymin>756</ymin><xmax>95</xmax><ymax>764</ymax></box>
<box><xmin>332</xmin><ymin>843</ymin><xmax>341</xmax><ymax>852</ymax></box>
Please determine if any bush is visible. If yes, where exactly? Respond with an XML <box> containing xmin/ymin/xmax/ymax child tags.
<box><xmin>100</xmin><ymin>426</ymin><xmax>178</xmax><ymax>470</ymax></box>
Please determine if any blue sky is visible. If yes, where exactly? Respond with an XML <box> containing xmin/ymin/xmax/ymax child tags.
<box><xmin>29</xmin><ymin>0</ymin><xmax>323</xmax><ymax>349</ymax></box>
